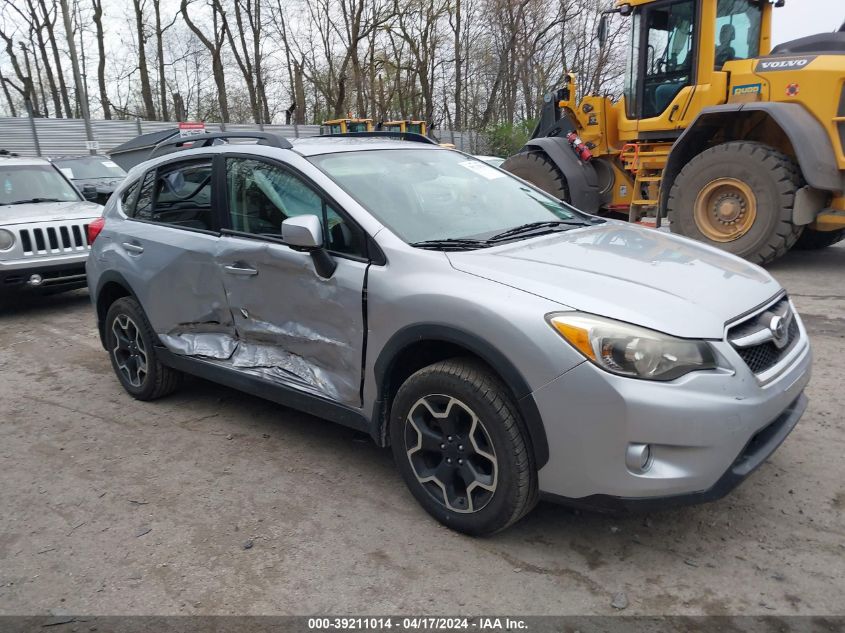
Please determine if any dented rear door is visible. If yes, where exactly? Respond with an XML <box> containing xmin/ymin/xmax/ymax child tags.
<box><xmin>117</xmin><ymin>158</ymin><xmax>236</xmax><ymax>353</ymax></box>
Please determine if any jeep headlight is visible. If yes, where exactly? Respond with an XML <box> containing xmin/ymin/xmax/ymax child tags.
<box><xmin>548</xmin><ymin>312</ymin><xmax>718</xmax><ymax>381</ymax></box>
<box><xmin>0</xmin><ymin>228</ymin><xmax>14</xmax><ymax>251</ymax></box>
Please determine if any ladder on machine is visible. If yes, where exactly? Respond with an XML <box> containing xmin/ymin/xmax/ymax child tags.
<box><xmin>620</xmin><ymin>143</ymin><xmax>672</xmax><ymax>228</ymax></box>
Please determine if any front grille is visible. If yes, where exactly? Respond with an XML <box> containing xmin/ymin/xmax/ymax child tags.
<box><xmin>735</xmin><ymin>318</ymin><xmax>799</xmax><ymax>374</ymax></box>
<box><xmin>13</xmin><ymin>220</ymin><xmax>91</xmax><ymax>257</ymax></box>
<box><xmin>728</xmin><ymin>296</ymin><xmax>801</xmax><ymax>376</ymax></box>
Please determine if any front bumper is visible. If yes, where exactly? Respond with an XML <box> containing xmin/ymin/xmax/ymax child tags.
<box><xmin>0</xmin><ymin>257</ymin><xmax>88</xmax><ymax>293</ymax></box>
<box><xmin>541</xmin><ymin>393</ymin><xmax>807</xmax><ymax>512</ymax></box>
<box><xmin>532</xmin><ymin>327</ymin><xmax>811</xmax><ymax>505</ymax></box>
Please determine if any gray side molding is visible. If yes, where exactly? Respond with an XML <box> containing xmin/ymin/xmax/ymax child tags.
<box><xmin>523</xmin><ymin>137</ymin><xmax>602</xmax><ymax>213</ymax></box>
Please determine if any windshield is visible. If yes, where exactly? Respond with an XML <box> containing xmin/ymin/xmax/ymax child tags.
<box><xmin>53</xmin><ymin>157</ymin><xmax>126</xmax><ymax>180</ymax></box>
<box><xmin>309</xmin><ymin>149</ymin><xmax>583</xmax><ymax>244</ymax></box>
<box><xmin>0</xmin><ymin>164</ymin><xmax>80</xmax><ymax>205</ymax></box>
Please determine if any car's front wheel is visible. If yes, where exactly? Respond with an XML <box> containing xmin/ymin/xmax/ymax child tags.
<box><xmin>390</xmin><ymin>358</ymin><xmax>537</xmax><ymax>535</ymax></box>
<box><xmin>104</xmin><ymin>297</ymin><xmax>183</xmax><ymax>400</ymax></box>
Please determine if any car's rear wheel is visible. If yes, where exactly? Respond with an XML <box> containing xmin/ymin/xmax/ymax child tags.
<box><xmin>105</xmin><ymin>297</ymin><xmax>182</xmax><ymax>400</ymax></box>
<box><xmin>390</xmin><ymin>358</ymin><xmax>537</xmax><ymax>535</ymax></box>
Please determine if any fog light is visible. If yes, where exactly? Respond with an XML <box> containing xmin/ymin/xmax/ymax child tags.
<box><xmin>27</xmin><ymin>274</ymin><xmax>43</xmax><ymax>287</ymax></box>
<box><xmin>626</xmin><ymin>443</ymin><xmax>652</xmax><ymax>474</ymax></box>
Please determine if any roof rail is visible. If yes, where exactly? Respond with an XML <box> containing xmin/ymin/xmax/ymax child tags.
<box><xmin>318</xmin><ymin>131</ymin><xmax>438</xmax><ymax>145</ymax></box>
<box><xmin>149</xmin><ymin>131</ymin><xmax>293</xmax><ymax>159</ymax></box>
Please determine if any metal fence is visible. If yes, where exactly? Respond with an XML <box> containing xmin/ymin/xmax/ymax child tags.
<box><xmin>0</xmin><ymin>117</ymin><xmax>487</xmax><ymax>158</ymax></box>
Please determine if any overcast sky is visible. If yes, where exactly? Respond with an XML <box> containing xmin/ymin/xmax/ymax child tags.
<box><xmin>771</xmin><ymin>0</ymin><xmax>844</xmax><ymax>46</ymax></box>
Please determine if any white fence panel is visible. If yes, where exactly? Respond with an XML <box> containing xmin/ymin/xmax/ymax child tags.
<box><xmin>33</xmin><ymin>118</ymin><xmax>89</xmax><ymax>157</ymax></box>
<box><xmin>0</xmin><ymin>117</ymin><xmax>488</xmax><ymax>157</ymax></box>
<box><xmin>0</xmin><ymin>118</ymin><xmax>37</xmax><ymax>156</ymax></box>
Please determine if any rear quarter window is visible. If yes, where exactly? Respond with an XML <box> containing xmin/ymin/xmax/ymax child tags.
<box><xmin>120</xmin><ymin>177</ymin><xmax>143</xmax><ymax>216</ymax></box>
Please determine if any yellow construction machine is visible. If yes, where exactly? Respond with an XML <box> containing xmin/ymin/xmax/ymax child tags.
<box><xmin>502</xmin><ymin>0</ymin><xmax>845</xmax><ymax>263</ymax></box>
<box><xmin>322</xmin><ymin>118</ymin><xmax>375</xmax><ymax>134</ymax></box>
<box><xmin>379</xmin><ymin>120</ymin><xmax>428</xmax><ymax>135</ymax></box>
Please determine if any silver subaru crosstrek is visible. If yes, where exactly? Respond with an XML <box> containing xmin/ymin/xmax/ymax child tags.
<box><xmin>86</xmin><ymin>132</ymin><xmax>811</xmax><ymax>535</ymax></box>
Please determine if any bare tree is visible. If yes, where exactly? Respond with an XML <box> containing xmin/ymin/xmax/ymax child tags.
<box><xmin>0</xmin><ymin>21</ymin><xmax>39</xmax><ymax>115</ymax></box>
<box><xmin>38</xmin><ymin>0</ymin><xmax>72</xmax><ymax>117</ymax></box>
<box><xmin>130</xmin><ymin>0</ymin><xmax>156</xmax><ymax>118</ymax></box>
<box><xmin>91</xmin><ymin>0</ymin><xmax>110</xmax><ymax>118</ymax></box>
<box><xmin>181</xmin><ymin>0</ymin><xmax>230</xmax><ymax>122</ymax></box>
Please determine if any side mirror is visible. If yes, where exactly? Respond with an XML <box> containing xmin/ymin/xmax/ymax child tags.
<box><xmin>282</xmin><ymin>214</ymin><xmax>323</xmax><ymax>249</ymax></box>
<box><xmin>597</xmin><ymin>14</ymin><xmax>608</xmax><ymax>49</ymax></box>
<box><xmin>82</xmin><ymin>184</ymin><xmax>98</xmax><ymax>202</ymax></box>
<box><xmin>281</xmin><ymin>214</ymin><xmax>337</xmax><ymax>278</ymax></box>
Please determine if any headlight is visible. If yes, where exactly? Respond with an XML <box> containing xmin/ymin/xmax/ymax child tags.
<box><xmin>0</xmin><ymin>228</ymin><xmax>15</xmax><ymax>251</ymax></box>
<box><xmin>547</xmin><ymin>312</ymin><xmax>718</xmax><ymax>381</ymax></box>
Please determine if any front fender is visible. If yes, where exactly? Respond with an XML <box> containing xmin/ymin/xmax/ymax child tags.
<box><xmin>373</xmin><ymin>323</ymin><xmax>551</xmax><ymax>468</ymax></box>
<box><xmin>523</xmin><ymin>137</ymin><xmax>602</xmax><ymax>213</ymax></box>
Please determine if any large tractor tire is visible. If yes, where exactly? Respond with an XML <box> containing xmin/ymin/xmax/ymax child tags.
<box><xmin>667</xmin><ymin>142</ymin><xmax>803</xmax><ymax>265</ymax></box>
<box><xmin>501</xmin><ymin>151</ymin><xmax>570</xmax><ymax>202</ymax></box>
<box><xmin>793</xmin><ymin>228</ymin><xmax>845</xmax><ymax>250</ymax></box>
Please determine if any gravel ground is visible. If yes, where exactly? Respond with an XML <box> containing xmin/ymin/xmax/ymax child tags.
<box><xmin>0</xmin><ymin>245</ymin><xmax>844</xmax><ymax>616</ymax></box>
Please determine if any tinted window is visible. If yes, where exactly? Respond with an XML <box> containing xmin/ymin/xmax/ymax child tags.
<box><xmin>133</xmin><ymin>171</ymin><xmax>156</xmax><ymax>219</ymax></box>
<box><xmin>715</xmin><ymin>0</ymin><xmax>762</xmax><ymax>68</ymax></box>
<box><xmin>120</xmin><ymin>178</ymin><xmax>141</xmax><ymax>215</ymax></box>
<box><xmin>136</xmin><ymin>161</ymin><xmax>213</xmax><ymax>230</ymax></box>
<box><xmin>226</xmin><ymin>158</ymin><xmax>365</xmax><ymax>256</ymax></box>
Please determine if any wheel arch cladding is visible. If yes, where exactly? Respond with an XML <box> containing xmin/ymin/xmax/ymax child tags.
<box><xmin>95</xmin><ymin>272</ymin><xmax>136</xmax><ymax>348</ymax></box>
<box><xmin>372</xmin><ymin>324</ymin><xmax>550</xmax><ymax>468</ymax></box>
<box><xmin>661</xmin><ymin>103</ymin><xmax>844</xmax><ymax>214</ymax></box>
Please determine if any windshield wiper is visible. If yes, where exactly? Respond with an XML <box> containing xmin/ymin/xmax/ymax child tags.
<box><xmin>409</xmin><ymin>238</ymin><xmax>493</xmax><ymax>251</ymax></box>
<box><xmin>487</xmin><ymin>219</ymin><xmax>591</xmax><ymax>242</ymax></box>
<box><xmin>5</xmin><ymin>197</ymin><xmax>64</xmax><ymax>205</ymax></box>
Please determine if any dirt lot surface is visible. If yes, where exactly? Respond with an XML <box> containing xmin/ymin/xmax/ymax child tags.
<box><xmin>1</xmin><ymin>245</ymin><xmax>844</xmax><ymax>617</ymax></box>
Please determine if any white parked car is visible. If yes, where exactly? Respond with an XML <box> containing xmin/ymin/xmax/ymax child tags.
<box><xmin>0</xmin><ymin>153</ymin><xmax>102</xmax><ymax>296</ymax></box>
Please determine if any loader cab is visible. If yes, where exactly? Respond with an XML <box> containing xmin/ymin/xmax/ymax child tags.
<box><xmin>615</xmin><ymin>0</ymin><xmax>771</xmax><ymax>137</ymax></box>
<box><xmin>322</xmin><ymin>118</ymin><xmax>374</xmax><ymax>135</ymax></box>
<box><xmin>380</xmin><ymin>120</ymin><xmax>428</xmax><ymax>136</ymax></box>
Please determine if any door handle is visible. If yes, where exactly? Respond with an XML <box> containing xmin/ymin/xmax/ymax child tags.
<box><xmin>122</xmin><ymin>242</ymin><xmax>144</xmax><ymax>254</ymax></box>
<box><xmin>224</xmin><ymin>264</ymin><xmax>258</xmax><ymax>276</ymax></box>
<box><xmin>668</xmin><ymin>104</ymin><xmax>679</xmax><ymax>123</ymax></box>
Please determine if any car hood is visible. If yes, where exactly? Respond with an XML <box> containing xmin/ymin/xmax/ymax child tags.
<box><xmin>0</xmin><ymin>200</ymin><xmax>103</xmax><ymax>224</ymax></box>
<box><xmin>446</xmin><ymin>223</ymin><xmax>780</xmax><ymax>339</ymax></box>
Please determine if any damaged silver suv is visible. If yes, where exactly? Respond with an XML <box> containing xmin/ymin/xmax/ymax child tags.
<box><xmin>87</xmin><ymin>132</ymin><xmax>811</xmax><ymax>535</ymax></box>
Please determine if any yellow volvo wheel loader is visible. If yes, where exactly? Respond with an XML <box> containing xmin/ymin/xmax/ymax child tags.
<box><xmin>322</xmin><ymin>118</ymin><xmax>375</xmax><ymax>134</ymax></box>
<box><xmin>380</xmin><ymin>120</ymin><xmax>429</xmax><ymax>135</ymax></box>
<box><xmin>502</xmin><ymin>0</ymin><xmax>845</xmax><ymax>264</ymax></box>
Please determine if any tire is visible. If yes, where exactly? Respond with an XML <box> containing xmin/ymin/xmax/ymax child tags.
<box><xmin>389</xmin><ymin>358</ymin><xmax>538</xmax><ymax>535</ymax></box>
<box><xmin>793</xmin><ymin>228</ymin><xmax>845</xmax><ymax>250</ymax></box>
<box><xmin>502</xmin><ymin>151</ymin><xmax>570</xmax><ymax>202</ymax></box>
<box><xmin>667</xmin><ymin>142</ymin><xmax>803</xmax><ymax>265</ymax></box>
<box><xmin>104</xmin><ymin>296</ymin><xmax>183</xmax><ymax>400</ymax></box>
